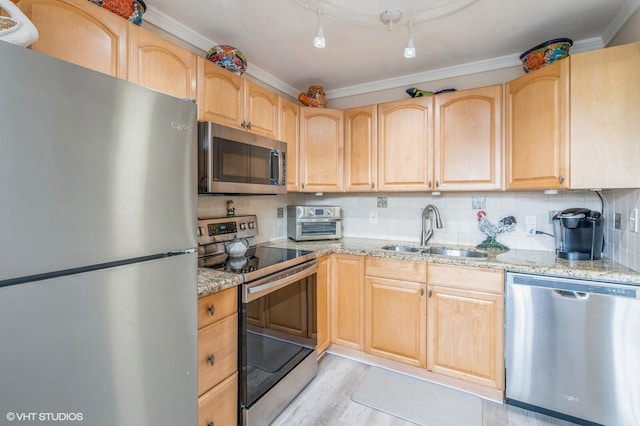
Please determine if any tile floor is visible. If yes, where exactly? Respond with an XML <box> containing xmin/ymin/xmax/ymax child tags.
<box><xmin>273</xmin><ymin>353</ymin><xmax>578</xmax><ymax>426</ymax></box>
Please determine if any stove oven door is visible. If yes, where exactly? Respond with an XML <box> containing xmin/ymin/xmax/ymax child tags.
<box><xmin>239</xmin><ymin>260</ymin><xmax>318</xmax><ymax>425</ymax></box>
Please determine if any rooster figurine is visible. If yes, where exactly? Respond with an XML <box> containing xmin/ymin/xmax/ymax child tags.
<box><xmin>476</xmin><ymin>210</ymin><xmax>517</xmax><ymax>251</ymax></box>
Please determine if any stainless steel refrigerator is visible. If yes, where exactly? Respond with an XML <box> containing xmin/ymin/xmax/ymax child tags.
<box><xmin>0</xmin><ymin>41</ymin><xmax>198</xmax><ymax>425</ymax></box>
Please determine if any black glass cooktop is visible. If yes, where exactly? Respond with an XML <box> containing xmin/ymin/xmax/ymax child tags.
<box><xmin>199</xmin><ymin>246</ymin><xmax>315</xmax><ymax>281</ymax></box>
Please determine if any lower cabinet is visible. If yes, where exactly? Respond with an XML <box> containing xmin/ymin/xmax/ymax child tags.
<box><xmin>426</xmin><ymin>264</ymin><xmax>504</xmax><ymax>390</ymax></box>
<box><xmin>197</xmin><ymin>287</ymin><xmax>238</xmax><ymax>426</ymax></box>
<box><xmin>331</xmin><ymin>254</ymin><xmax>364</xmax><ymax>349</ymax></box>
<box><xmin>364</xmin><ymin>257</ymin><xmax>427</xmax><ymax>367</ymax></box>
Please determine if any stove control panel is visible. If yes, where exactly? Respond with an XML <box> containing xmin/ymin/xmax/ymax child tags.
<box><xmin>197</xmin><ymin>215</ymin><xmax>258</xmax><ymax>246</ymax></box>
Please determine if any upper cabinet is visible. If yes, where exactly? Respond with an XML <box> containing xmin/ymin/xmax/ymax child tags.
<box><xmin>299</xmin><ymin>107</ymin><xmax>345</xmax><ymax>192</ymax></box>
<box><xmin>196</xmin><ymin>58</ymin><xmax>279</xmax><ymax>138</ymax></box>
<box><xmin>19</xmin><ymin>0</ymin><xmax>128</xmax><ymax>78</ymax></box>
<box><xmin>506</xmin><ymin>41</ymin><xmax>640</xmax><ymax>190</ymax></box>
<box><xmin>505</xmin><ymin>60</ymin><xmax>569</xmax><ymax>190</ymax></box>
<box><xmin>128</xmin><ymin>26</ymin><xmax>197</xmax><ymax>99</ymax></box>
<box><xmin>377</xmin><ymin>97</ymin><xmax>433</xmax><ymax>191</ymax></box>
<box><xmin>345</xmin><ymin>105</ymin><xmax>377</xmax><ymax>192</ymax></box>
<box><xmin>569</xmin><ymin>42</ymin><xmax>640</xmax><ymax>189</ymax></box>
<box><xmin>434</xmin><ymin>85</ymin><xmax>502</xmax><ymax>191</ymax></box>
<box><xmin>280</xmin><ymin>98</ymin><xmax>301</xmax><ymax>191</ymax></box>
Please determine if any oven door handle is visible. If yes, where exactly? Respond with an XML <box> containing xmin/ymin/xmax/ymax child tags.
<box><xmin>244</xmin><ymin>262</ymin><xmax>318</xmax><ymax>303</ymax></box>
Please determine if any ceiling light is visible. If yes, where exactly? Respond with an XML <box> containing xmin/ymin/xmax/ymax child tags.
<box><xmin>313</xmin><ymin>9</ymin><xmax>326</xmax><ymax>48</ymax></box>
<box><xmin>379</xmin><ymin>9</ymin><xmax>402</xmax><ymax>30</ymax></box>
<box><xmin>404</xmin><ymin>21</ymin><xmax>416</xmax><ymax>58</ymax></box>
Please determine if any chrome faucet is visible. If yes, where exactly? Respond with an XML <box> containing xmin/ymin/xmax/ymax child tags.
<box><xmin>421</xmin><ymin>205</ymin><xmax>443</xmax><ymax>245</ymax></box>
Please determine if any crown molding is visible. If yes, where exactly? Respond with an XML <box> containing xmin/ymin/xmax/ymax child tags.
<box><xmin>143</xmin><ymin>6</ymin><xmax>300</xmax><ymax>98</ymax></box>
<box><xmin>142</xmin><ymin>4</ymin><xmax>630</xmax><ymax>101</ymax></box>
<box><xmin>601</xmin><ymin>0</ymin><xmax>640</xmax><ymax>45</ymax></box>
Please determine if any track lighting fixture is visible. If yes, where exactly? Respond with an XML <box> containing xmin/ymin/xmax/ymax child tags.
<box><xmin>313</xmin><ymin>8</ymin><xmax>326</xmax><ymax>48</ymax></box>
<box><xmin>404</xmin><ymin>21</ymin><xmax>416</xmax><ymax>58</ymax></box>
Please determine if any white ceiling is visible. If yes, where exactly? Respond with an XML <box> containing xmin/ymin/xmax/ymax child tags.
<box><xmin>144</xmin><ymin>0</ymin><xmax>639</xmax><ymax>100</ymax></box>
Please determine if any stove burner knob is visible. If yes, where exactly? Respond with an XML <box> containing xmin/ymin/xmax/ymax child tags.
<box><xmin>239</xmin><ymin>222</ymin><xmax>247</xmax><ymax>230</ymax></box>
<box><xmin>248</xmin><ymin>221</ymin><xmax>256</xmax><ymax>229</ymax></box>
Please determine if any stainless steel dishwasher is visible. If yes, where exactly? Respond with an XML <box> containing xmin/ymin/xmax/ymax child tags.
<box><xmin>505</xmin><ymin>272</ymin><xmax>640</xmax><ymax>426</ymax></box>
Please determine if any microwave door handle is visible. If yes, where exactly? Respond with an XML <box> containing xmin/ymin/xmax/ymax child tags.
<box><xmin>270</xmin><ymin>150</ymin><xmax>280</xmax><ymax>185</ymax></box>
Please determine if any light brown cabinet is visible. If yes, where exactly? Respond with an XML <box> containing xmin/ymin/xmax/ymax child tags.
<box><xmin>280</xmin><ymin>98</ymin><xmax>301</xmax><ymax>191</ymax></box>
<box><xmin>364</xmin><ymin>257</ymin><xmax>427</xmax><ymax>367</ymax></box>
<box><xmin>377</xmin><ymin>97</ymin><xmax>433</xmax><ymax>191</ymax></box>
<box><xmin>345</xmin><ymin>105</ymin><xmax>377</xmax><ymax>192</ymax></box>
<box><xmin>506</xmin><ymin>42</ymin><xmax>640</xmax><ymax>190</ymax></box>
<box><xmin>331</xmin><ymin>254</ymin><xmax>364</xmax><ymax>349</ymax></box>
<box><xmin>426</xmin><ymin>264</ymin><xmax>504</xmax><ymax>390</ymax></box>
<box><xmin>196</xmin><ymin>58</ymin><xmax>279</xmax><ymax>138</ymax></box>
<box><xmin>299</xmin><ymin>107</ymin><xmax>345</xmax><ymax>192</ymax></box>
<box><xmin>197</xmin><ymin>288</ymin><xmax>238</xmax><ymax>426</ymax></box>
<box><xmin>505</xmin><ymin>59</ymin><xmax>569</xmax><ymax>190</ymax></box>
<box><xmin>128</xmin><ymin>25</ymin><xmax>197</xmax><ymax>99</ymax></box>
<box><xmin>19</xmin><ymin>0</ymin><xmax>128</xmax><ymax>78</ymax></box>
<box><xmin>316</xmin><ymin>255</ymin><xmax>331</xmax><ymax>354</ymax></box>
<box><xmin>434</xmin><ymin>85</ymin><xmax>502</xmax><ymax>191</ymax></box>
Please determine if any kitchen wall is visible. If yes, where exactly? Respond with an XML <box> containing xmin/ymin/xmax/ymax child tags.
<box><xmin>198</xmin><ymin>7</ymin><xmax>640</xmax><ymax>271</ymax></box>
<box><xmin>198</xmin><ymin>190</ymin><xmax>639</xmax><ymax>272</ymax></box>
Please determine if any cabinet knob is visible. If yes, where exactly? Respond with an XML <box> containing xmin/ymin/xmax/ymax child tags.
<box><xmin>246</xmin><ymin>121</ymin><xmax>252</xmax><ymax>130</ymax></box>
<box><xmin>420</xmin><ymin>288</ymin><xmax>424</xmax><ymax>296</ymax></box>
<box><xmin>435</xmin><ymin>180</ymin><xmax>440</xmax><ymax>188</ymax></box>
<box><xmin>371</xmin><ymin>182</ymin><xmax>374</xmax><ymax>189</ymax></box>
<box><xmin>559</xmin><ymin>175</ymin><xmax>565</xmax><ymax>184</ymax></box>
<box><xmin>301</xmin><ymin>182</ymin><xmax>305</xmax><ymax>189</ymax></box>
<box><xmin>428</xmin><ymin>181</ymin><xmax>432</xmax><ymax>189</ymax></box>
<box><xmin>208</xmin><ymin>305</ymin><xmax>215</xmax><ymax>316</ymax></box>
<box><xmin>208</xmin><ymin>422</ymin><xmax>214</xmax><ymax>426</ymax></box>
<box><xmin>241</xmin><ymin>121</ymin><xmax>246</xmax><ymax>129</ymax></box>
<box><xmin>208</xmin><ymin>354</ymin><xmax>216</xmax><ymax>366</ymax></box>
<box><xmin>428</xmin><ymin>289</ymin><xmax>433</xmax><ymax>298</ymax></box>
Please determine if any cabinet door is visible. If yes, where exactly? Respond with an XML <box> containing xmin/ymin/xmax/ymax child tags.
<box><xmin>505</xmin><ymin>60</ymin><xmax>569</xmax><ymax>189</ymax></box>
<box><xmin>365</xmin><ymin>276</ymin><xmax>427</xmax><ymax>367</ymax></box>
<box><xmin>434</xmin><ymin>85</ymin><xmax>502</xmax><ymax>191</ymax></box>
<box><xmin>427</xmin><ymin>285</ymin><xmax>504</xmax><ymax>389</ymax></box>
<box><xmin>281</xmin><ymin>98</ymin><xmax>301</xmax><ymax>191</ymax></box>
<box><xmin>345</xmin><ymin>105</ymin><xmax>377</xmax><ymax>192</ymax></box>
<box><xmin>198</xmin><ymin>313</ymin><xmax>238</xmax><ymax>396</ymax></box>
<box><xmin>299</xmin><ymin>107</ymin><xmax>344</xmax><ymax>192</ymax></box>
<box><xmin>198</xmin><ymin>372</ymin><xmax>237</xmax><ymax>426</ymax></box>
<box><xmin>244</xmin><ymin>80</ymin><xmax>279</xmax><ymax>138</ymax></box>
<box><xmin>377</xmin><ymin>97</ymin><xmax>433</xmax><ymax>191</ymax></box>
<box><xmin>331</xmin><ymin>254</ymin><xmax>364</xmax><ymax>349</ymax></box>
<box><xmin>196</xmin><ymin>57</ymin><xmax>244</xmax><ymax>127</ymax></box>
<box><xmin>128</xmin><ymin>26</ymin><xmax>197</xmax><ymax>99</ymax></box>
<box><xmin>570</xmin><ymin>42</ymin><xmax>640</xmax><ymax>189</ymax></box>
<box><xmin>20</xmin><ymin>0</ymin><xmax>128</xmax><ymax>78</ymax></box>
<box><xmin>316</xmin><ymin>255</ymin><xmax>331</xmax><ymax>354</ymax></box>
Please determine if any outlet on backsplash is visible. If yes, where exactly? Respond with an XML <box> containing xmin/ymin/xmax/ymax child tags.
<box><xmin>277</xmin><ymin>207</ymin><xmax>284</xmax><ymax>218</ymax></box>
<box><xmin>377</xmin><ymin>197</ymin><xmax>388</xmax><ymax>208</ymax></box>
<box><xmin>471</xmin><ymin>197</ymin><xmax>486</xmax><ymax>209</ymax></box>
<box><xmin>615</xmin><ymin>212</ymin><xmax>621</xmax><ymax>230</ymax></box>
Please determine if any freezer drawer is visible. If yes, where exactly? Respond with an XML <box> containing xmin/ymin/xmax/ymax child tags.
<box><xmin>0</xmin><ymin>253</ymin><xmax>198</xmax><ymax>426</ymax></box>
<box><xmin>505</xmin><ymin>273</ymin><xmax>640</xmax><ymax>425</ymax></box>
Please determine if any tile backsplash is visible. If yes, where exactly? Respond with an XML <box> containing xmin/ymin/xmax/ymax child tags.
<box><xmin>198</xmin><ymin>189</ymin><xmax>640</xmax><ymax>272</ymax></box>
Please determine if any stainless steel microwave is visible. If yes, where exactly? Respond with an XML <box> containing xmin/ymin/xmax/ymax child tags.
<box><xmin>198</xmin><ymin>122</ymin><xmax>287</xmax><ymax>194</ymax></box>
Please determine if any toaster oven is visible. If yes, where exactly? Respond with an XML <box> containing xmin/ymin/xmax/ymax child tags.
<box><xmin>287</xmin><ymin>206</ymin><xmax>342</xmax><ymax>241</ymax></box>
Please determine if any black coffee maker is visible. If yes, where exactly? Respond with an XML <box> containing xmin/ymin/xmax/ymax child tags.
<box><xmin>552</xmin><ymin>208</ymin><xmax>604</xmax><ymax>260</ymax></box>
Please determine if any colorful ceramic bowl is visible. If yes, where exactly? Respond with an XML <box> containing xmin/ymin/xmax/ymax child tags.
<box><xmin>206</xmin><ymin>45</ymin><xmax>247</xmax><ymax>75</ymax></box>
<box><xmin>520</xmin><ymin>38</ymin><xmax>573</xmax><ymax>73</ymax></box>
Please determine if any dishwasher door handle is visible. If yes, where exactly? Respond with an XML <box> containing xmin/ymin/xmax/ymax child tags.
<box><xmin>552</xmin><ymin>289</ymin><xmax>589</xmax><ymax>300</ymax></box>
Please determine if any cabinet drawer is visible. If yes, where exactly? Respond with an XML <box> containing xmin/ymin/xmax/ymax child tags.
<box><xmin>198</xmin><ymin>313</ymin><xmax>238</xmax><ymax>396</ymax></box>
<box><xmin>198</xmin><ymin>287</ymin><xmax>238</xmax><ymax>329</ymax></box>
<box><xmin>427</xmin><ymin>264</ymin><xmax>503</xmax><ymax>293</ymax></box>
<box><xmin>198</xmin><ymin>372</ymin><xmax>238</xmax><ymax>426</ymax></box>
<box><xmin>365</xmin><ymin>257</ymin><xmax>427</xmax><ymax>283</ymax></box>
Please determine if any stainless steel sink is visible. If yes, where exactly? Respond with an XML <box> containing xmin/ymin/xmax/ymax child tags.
<box><xmin>428</xmin><ymin>247</ymin><xmax>488</xmax><ymax>258</ymax></box>
<box><xmin>381</xmin><ymin>245</ymin><xmax>422</xmax><ymax>253</ymax></box>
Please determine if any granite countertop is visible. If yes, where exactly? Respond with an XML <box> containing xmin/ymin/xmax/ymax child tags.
<box><xmin>198</xmin><ymin>237</ymin><xmax>640</xmax><ymax>297</ymax></box>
